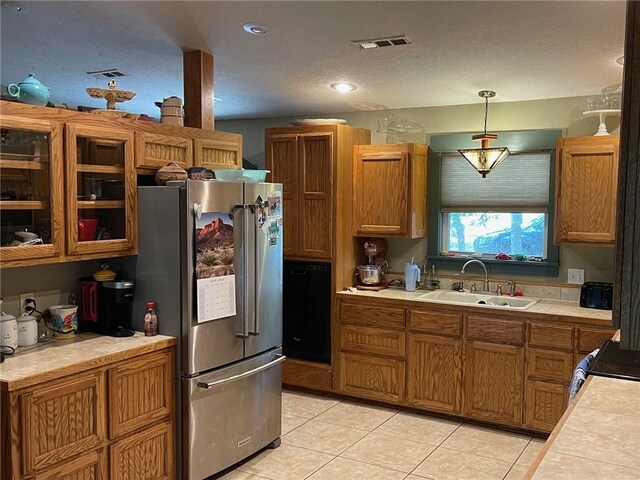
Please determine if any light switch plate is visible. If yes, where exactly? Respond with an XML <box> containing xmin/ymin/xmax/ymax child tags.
<box><xmin>568</xmin><ymin>269</ymin><xmax>585</xmax><ymax>285</ymax></box>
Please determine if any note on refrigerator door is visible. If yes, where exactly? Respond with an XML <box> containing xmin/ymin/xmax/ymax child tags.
<box><xmin>194</xmin><ymin>212</ymin><xmax>236</xmax><ymax>322</ymax></box>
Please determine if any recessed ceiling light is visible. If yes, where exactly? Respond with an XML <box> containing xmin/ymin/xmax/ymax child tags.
<box><xmin>243</xmin><ymin>23</ymin><xmax>268</xmax><ymax>35</ymax></box>
<box><xmin>330</xmin><ymin>82</ymin><xmax>357</xmax><ymax>93</ymax></box>
<box><xmin>616</xmin><ymin>56</ymin><xmax>625</xmax><ymax>66</ymax></box>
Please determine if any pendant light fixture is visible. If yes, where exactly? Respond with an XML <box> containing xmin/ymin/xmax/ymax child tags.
<box><xmin>458</xmin><ymin>90</ymin><xmax>510</xmax><ymax>178</ymax></box>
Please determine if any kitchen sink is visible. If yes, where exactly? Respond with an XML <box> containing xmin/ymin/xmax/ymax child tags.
<box><xmin>417</xmin><ymin>290</ymin><xmax>539</xmax><ymax>310</ymax></box>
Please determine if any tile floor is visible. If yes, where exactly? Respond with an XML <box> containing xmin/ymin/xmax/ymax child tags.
<box><xmin>217</xmin><ymin>390</ymin><xmax>546</xmax><ymax>480</ymax></box>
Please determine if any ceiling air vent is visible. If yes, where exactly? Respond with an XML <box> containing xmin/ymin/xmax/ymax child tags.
<box><xmin>353</xmin><ymin>35</ymin><xmax>412</xmax><ymax>50</ymax></box>
<box><xmin>86</xmin><ymin>69</ymin><xmax>127</xmax><ymax>80</ymax></box>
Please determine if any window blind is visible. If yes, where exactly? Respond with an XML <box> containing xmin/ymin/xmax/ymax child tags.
<box><xmin>440</xmin><ymin>152</ymin><xmax>551</xmax><ymax>210</ymax></box>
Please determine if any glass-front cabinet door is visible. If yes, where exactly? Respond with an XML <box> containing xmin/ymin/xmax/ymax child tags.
<box><xmin>0</xmin><ymin>116</ymin><xmax>64</xmax><ymax>265</ymax></box>
<box><xmin>66</xmin><ymin>123</ymin><xmax>136</xmax><ymax>256</ymax></box>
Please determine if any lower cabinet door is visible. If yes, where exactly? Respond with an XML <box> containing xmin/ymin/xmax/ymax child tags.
<box><xmin>20</xmin><ymin>370</ymin><xmax>106</xmax><ymax>475</ymax></box>
<box><xmin>339</xmin><ymin>352</ymin><xmax>405</xmax><ymax>403</ymax></box>
<box><xmin>408</xmin><ymin>334</ymin><xmax>462</xmax><ymax>413</ymax></box>
<box><xmin>33</xmin><ymin>449</ymin><xmax>107</xmax><ymax>480</ymax></box>
<box><xmin>109</xmin><ymin>420</ymin><xmax>174</xmax><ymax>480</ymax></box>
<box><xmin>524</xmin><ymin>380</ymin><xmax>569</xmax><ymax>432</ymax></box>
<box><xmin>108</xmin><ymin>350</ymin><xmax>174</xmax><ymax>439</ymax></box>
<box><xmin>464</xmin><ymin>341</ymin><xmax>525</xmax><ymax>426</ymax></box>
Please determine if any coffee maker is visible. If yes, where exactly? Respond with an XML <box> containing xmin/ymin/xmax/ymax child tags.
<box><xmin>79</xmin><ymin>279</ymin><xmax>135</xmax><ymax>337</ymax></box>
<box><xmin>355</xmin><ymin>238</ymin><xmax>388</xmax><ymax>290</ymax></box>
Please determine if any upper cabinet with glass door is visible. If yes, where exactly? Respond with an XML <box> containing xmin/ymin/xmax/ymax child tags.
<box><xmin>0</xmin><ymin>116</ymin><xmax>64</xmax><ymax>266</ymax></box>
<box><xmin>66</xmin><ymin>123</ymin><xmax>137</xmax><ymax>256</ymax></box>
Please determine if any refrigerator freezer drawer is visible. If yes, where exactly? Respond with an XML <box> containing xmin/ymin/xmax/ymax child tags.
<box><xmin>184</xmin><ymin>348</ymin><xmax>283</xmax><ymax>480</ymax></box>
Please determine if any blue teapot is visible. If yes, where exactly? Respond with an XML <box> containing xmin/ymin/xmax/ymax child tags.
<box><xmin>7</xmin><ymin>73</ymin><xmax>50</xmax><ymax>106</ymax></box>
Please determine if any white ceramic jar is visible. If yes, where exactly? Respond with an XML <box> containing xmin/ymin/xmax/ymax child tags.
<box><xmin>0</xmin><ymin>311</ymin><xmax>18</xmax><ymax>349</ymax></box>
<box><xmin>17</xmin><ymin>314</ymin><xmax>38</xmax><ymax>346</ymax></box>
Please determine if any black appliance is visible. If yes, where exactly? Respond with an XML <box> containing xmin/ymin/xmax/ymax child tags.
<box><xmin>79</xmin><ymin>279</ymin><xmax>135</xmax><ymax>337</ymax></box>
<box><xmin>588</xmin><ymin>340</ymin><xmax>640</xmax><ymax>382</ymax></box>
<box><xmin>580</xmin><ymin>281</ymin><xmax>613</xmax><ymax>310</ymax></box>
<box><xmin>283</xmin><ymin>260</ymin><xmax>331</xmax><ymax>363</ymax></box>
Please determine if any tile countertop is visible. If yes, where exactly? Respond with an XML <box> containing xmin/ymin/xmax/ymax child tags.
<box><xmin>336</xmin><ymin>288</ymin><xmax>613</xmax><ymax>326</ymax></box>
<box><xmin>525</xmin><ymin>370</ymin><xmax>640</xmax><ymax>478</ymax></box>
<box><xmin>0</xmin><ymin>332</ymin><xmax>176</xmax><ymax>392</ymax></box>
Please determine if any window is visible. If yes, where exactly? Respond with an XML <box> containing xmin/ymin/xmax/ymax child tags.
<box><xmin>440</xmin><ymin>152</ymin><xmax>551</xmax><ymax>258</ymax></box>
<box><xmin>427</xmin><ymin>129</ymin><xmax>562</xmax><ymax>276</ymax></box>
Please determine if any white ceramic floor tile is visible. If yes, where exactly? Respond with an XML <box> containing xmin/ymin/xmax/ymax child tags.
<box><xmin>441</xmin><ymin>424</ymin><xmax>530</xmax><ymax>462</ymax></box>
<box><xmin>516</xmin><ymin>438</ymin><xmax>546</xmax><ymax>467</ymax></box>
<box><xmin>504</xmin><ymin>463</ymin><xmax>530</xmax><ymax>480</ymax></box>
<box><xmin>307</xmin><ymin>457</ymin><xmax>406</xmax><ymax>480</ymax></box>
<box><xmin>314</xmin><ymin>400</ymin><xmax>397</xmax><ymax>431</ymax></box>
<box><xmin>412</xmin><ymin>447</ymin><xmax>513</xmax><ymax>480</ymax></box>
<box><xmin>218</xmin><ymin>471</ymin><xmax>270</xmax><ymax>480</ymax></box>
<box><xmin>341</xmin><ymin>431</ymin><xmax>437</xmax><ymax>473</ymax></box>
<box><xmin>374</xmin><ymin>411</ymin><xmax>461</xmax><ymax>445</ymax></box>
<box><xmin>282</xmin><ymin>419</ymin><xmax>368</xmax><ymax>455</ymax></box>
<box><xmin>235</xmin><ymin>443</ymin><xmax>333</xmax><ymax>480</ymax></box>
<box><xmin>281</xmin><ymin>390</ymin><xmax>340</xmax><ymax>419</ymax></box>
<box><xmin>281</xmin><ymin>412</ymin><xmax>308</xmax><ymax>435</ymax></box>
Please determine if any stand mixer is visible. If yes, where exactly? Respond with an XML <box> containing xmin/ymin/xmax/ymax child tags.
<box><xmin>355</xmin><ymin>238</ymin><xmax>388</xmax><ymax>290</ymax></box>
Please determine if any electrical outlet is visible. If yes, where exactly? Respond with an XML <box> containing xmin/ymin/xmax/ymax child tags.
<box><xmin>19</xmin><ymin>292</ymin><xmax>34</xmax><ymax>313</ymax></box>
<box><xmin>568</xmin><ymin>269</ymin><xmax>585</xmax><ymax>285</ymax></box>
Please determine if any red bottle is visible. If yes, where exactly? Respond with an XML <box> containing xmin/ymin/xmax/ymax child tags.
<box><xmin>144</xmin><ymin>301</ymin><xmax>158</xmax><ymax>336</ymax></box>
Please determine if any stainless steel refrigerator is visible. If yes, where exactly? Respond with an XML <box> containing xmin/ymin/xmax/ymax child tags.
<box><xmin>132</xmin><ymin>180</ymin><xmax>284</xmax><ymax>480</ymax></box>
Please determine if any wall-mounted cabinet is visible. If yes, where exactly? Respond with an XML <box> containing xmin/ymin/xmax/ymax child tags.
<box><xmin>0</xmin><ymin>101</ymin><xmax>242</xmax><ymax>268</ymax></box>
<box><xmin>554</xmin><ymin>136</ymin><xmax>619</xmax><ymax>246</ymax></box>
<box><xmin>0</xmin><ymin>115</ymin><xmax>65</xmax><ymax>264</ymax></box>
<box><xmin>352</xmin><ymin>143</ymin><xmax>428</xmax><ymax>238</ymax></box>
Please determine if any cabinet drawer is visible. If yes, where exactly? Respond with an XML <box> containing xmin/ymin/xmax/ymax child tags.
<box><xmin>339</xmin><ymin>353</ymin><xmax>405</xmax><ymax>403</ymax></box>
<box><xmin>528</xmin><ymin>322</ymin><xmax>574</xmax><ymax>351</ymax></box>
<box><xmin>467</xmin><ymin>316</ymin><xmax>525</xmax><ymax>346</ymax></box>
<box><xmin>340</xmin><ymin>325</ymin><xmax>406</xmax><ymax>358</ymax></box>
<box><xmin>108</xmin><ymin>350</ymin><xmax>174</xmax><ymax>439</ymax></box>
<box><xmin>340</xmin><ymin>302</ymin><xmax>405</xmax><ymax>329</ymax></box>
<box><xmin>409</xmin><ymin>310</ymin><xmax>462</xmax><ymax>337</ymax></box>
<box><xmin>577</xmin><ymin>327</ymin><xmax>614</xmax><ymax>353</ymax></box>
<box><xmin>110</xmin><ymin>420</ymin><xmax>174</xmax><ymax>480</ymax></box>
<box><xmin>20</xmin><ymin>370</ymin><xmax>106</xmax><ymax>475</ymax></box>
<box><xmin>527</xmin><ymin>348</ymin><xmax>574</xmax><ymax>382</ymax></box>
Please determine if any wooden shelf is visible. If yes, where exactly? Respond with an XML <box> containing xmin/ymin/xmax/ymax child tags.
<box><xmin>78</xmin><ymin>200</ymin><xmax>125</xmax><ymax>209</ymax></box>
<box><xmin>77</xmin><ymin>164</ymin><xmax>124</xmax><ymax>174</ymax></box>
<box><xmin>0</xmin><ymin>200</ymin><xmax>46</xmax><ymax>210</ymax></box>
<box><xmin>0</xmin><ymin>159</ymin><xmax>47</xmax><ymax>170</ymax></box>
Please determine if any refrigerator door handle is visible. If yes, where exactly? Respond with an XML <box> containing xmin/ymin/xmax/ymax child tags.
<box><xmin>196</xmin><ymin>354</ymin><xmax>286</xmax><ymax>389</ymax></box>
<box><xmin>248</xmin><ymin>204</ymin><xmax>262</xmax><ymax>336</ymax></box>
<box><xmin>233</xmin><ymin>203</ymin><xmax>251</xmax><ymax>338</ymax></box>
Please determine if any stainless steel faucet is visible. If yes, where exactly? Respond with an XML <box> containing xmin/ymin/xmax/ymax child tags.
<box><xmin>507</xmin><ymin>280</ymin><xmax>517</xmax><ymax>297</ymax></box>
<box><xmin>460</xmin><ymin>259</ymin><xmax>490</xmax><ymax>292</ymax></box>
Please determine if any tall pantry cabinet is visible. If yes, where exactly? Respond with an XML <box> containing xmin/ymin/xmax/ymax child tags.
<box><xmin>265</xmin><ymin>125</ymin><xmax>371</xmax><ymax>389</ymax></box>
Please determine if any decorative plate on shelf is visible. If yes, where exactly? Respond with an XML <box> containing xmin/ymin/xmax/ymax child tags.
<box><xmin>290</xmin><ymin>118</ymin><xmax>347</xmax><ymax>126</ymax></box>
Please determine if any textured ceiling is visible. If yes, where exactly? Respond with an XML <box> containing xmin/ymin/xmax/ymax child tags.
<box><xmin>0</xmin><ymin>1</ymin><xmax>626</xmax><ymax>120</ymax></box>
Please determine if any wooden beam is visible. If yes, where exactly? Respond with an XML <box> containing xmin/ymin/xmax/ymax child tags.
<box><xmin>183</xmin><ymin>50</ymin><xmax>214</xmax><ymax>130</ymax></box>
<box><xmin>614</xmin><ymin>1</ymin><xmax>640</xmax><ymax>351</ymax></box>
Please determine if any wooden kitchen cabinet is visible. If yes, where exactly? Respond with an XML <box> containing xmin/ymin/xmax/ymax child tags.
<box><xmin>194</xmin><ymin>137</ymin><xmax>242</xmax><ymax>170</ymax></box>
<box><xmin>19</xmin><ymin>370</ymin><xmax>106</xmax><ymax>475</ymax></box>
<box><xmin>524</xmin><ymin>380</ymin><xmax>569</xmax><ymax>432</ymax></box>
<box><xmin>339</xmin><ymin>352</ymin><xmax>405</xmax><ymax>403</ymax></box>
<box><xmin>135</xmin><ymin>131</ymin><xmax>193</xmax><ymax>170</ymax></box>
<box><xmin>65</xmin><ymin>123</ymin><xmax>137</xmax><ymax>257</ymax></box>
<box><xmin>352</xmin><ymin>143</ymin><xmax>427</xmax><ymax>238</ymax></box>
<box><xmin>0</xmin><ymin>115</ymin><xmax>65</xmax><ymax>267</ymax></box>
<box><xmin>408</xmin><ymin>333</ymin><xmax>462</xmax><ymax>413</ymax></box>
<box><xmin>554</xmin><ymin>136</ymin><xmax>619</xmax><ymax>245</ymax></box>
<box><xmin>266</xmin><ymin>125</ymin><xmax>370</xmax><ymax>260</ymax></box>
<box><xmin>464</xmin><ymin>341</ymin><xmax>525</xmax><ymax>426</ymax></box>
<box><xmin>1</xmin><ymin>346</ymin><xmax>175</xmax><ymax>480</ymax></box>
<box><xmin>110</xmin><ymin>420</ymin><xmax>174</xmax><ymax>480</ymax></box>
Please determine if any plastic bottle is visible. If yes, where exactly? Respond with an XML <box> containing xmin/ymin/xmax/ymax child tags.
<box><xmin>144</xmin><ymin>302</ymin><xmax>158</xmax><ymax>336</ymax></box>
<box><xmin>429</xmin><ymin>265</ymin><xmax>440</xmax><ymax>290</ymax></box>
